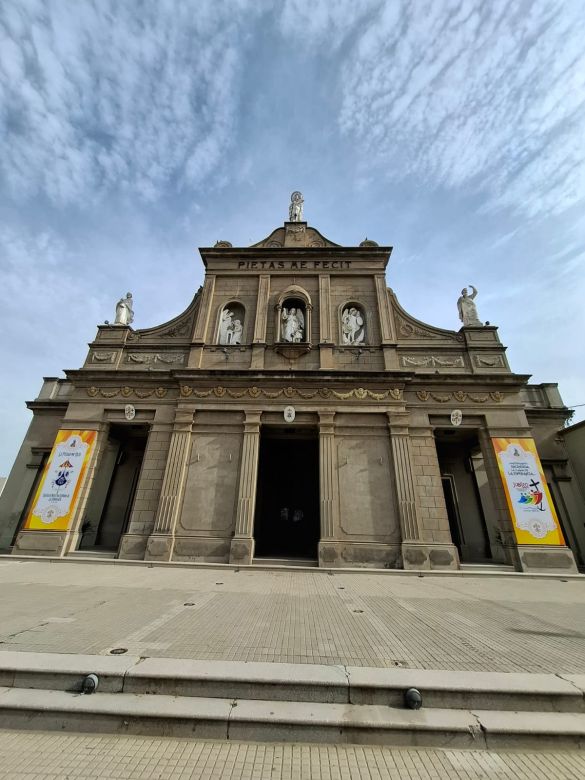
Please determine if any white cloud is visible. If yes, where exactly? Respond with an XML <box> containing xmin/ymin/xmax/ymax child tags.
<box><xmin>0</xmin><ymin>0</ymin><xmax>263</xmax><ymax>204</ymax></box>
<box><xmin>281</xmin><ymin>0</ymin><xmax>585</xmax><ymax>219</ymax></box>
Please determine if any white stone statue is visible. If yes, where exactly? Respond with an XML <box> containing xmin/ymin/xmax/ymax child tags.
<box><xmin>114</xmin><ymin>292</ymin><xmax>134</xmax><ymax>326</ymax></box>
<box><xmin>289</xmin><ymin>191</ymin><xmax>304</xmax><ymax>222</ymax></box>
<box><xmin>457</xmin><ymin>285</ymin><xmax>482</xmax><ymax>326</ymax></box>
<box><xmin>219</xmin><ymin>309</ymin><xmax>243</xmax><ymax>345</ymax></box>
<box><xmin>231</xmin><ymin>318</ymin><xmax>243</xmax><ymax>344</ymax></box>
<box><xmin>281</xmin><ymin>307</ymin><xmax>305</xmax><ymax>342</ymax></box>
<box><xmin>342</xmin><ymin>307</ymin><xmax>365</xmax><ymax>344</ymax></box>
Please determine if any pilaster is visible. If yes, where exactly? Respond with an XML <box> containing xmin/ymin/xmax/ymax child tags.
<box><xmin>144</xmin><ymin>408</ymin><xmax>194</xmax><ymax>561</ymax></box>
<box><xmin>250</xmin><ymin>275</ymin><xmax>270</xmax><ymax>369</ymax></box>
<box><xmin>318</xmin><ymin>412</ymin><xmax>337</xmax><ymax>535</ymax></box>
<box><xmin>229</xmin><ymin>411</ymin><xmax>262</xmax><ymax>565</ymax></box>
<box><xmin>388</xmin><ymin>413</ymin><xmax>459</xmax><ymax>570</ymax></box>
<box><xmin>188</xmin><ymin>274</ymin><xmax>216</xmax><ymax>368</ymax></box>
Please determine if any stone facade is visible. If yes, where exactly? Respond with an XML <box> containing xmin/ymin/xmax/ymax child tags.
<box><xmin>1</xmin><ymin>216</ymin><xmax>583</xmax><ymax>573</ymax></box>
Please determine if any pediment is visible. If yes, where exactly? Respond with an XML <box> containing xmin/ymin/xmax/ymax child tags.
<box><xmin>250</xmin><ymin>224</ymin><xmax>340</xmax><ymax>249</ymax></box>
<box><xmin>389</xmin><ymin>289</ymin><xmax>463</xmax><ymax>343</ymax></box>
<box><xmin>126</xmin><ymin>290</ymin><xmax>201</xmax><ymax>344</ymax></box>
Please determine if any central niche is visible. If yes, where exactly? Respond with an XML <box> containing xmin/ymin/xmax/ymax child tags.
<box><xmin>281</xmin><ymin>298</ymin><xmax>306</xmax><ymax>343</ymax></box>
<box><xmin>275</xmin><ymin>286</ymin><xmax>312</xmax><ymax>359</ymax></box>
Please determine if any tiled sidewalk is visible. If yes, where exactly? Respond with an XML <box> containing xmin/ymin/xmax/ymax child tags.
<box><xmin>1</xmin><ymin>558</ymin><xmax>584</xmax><ymax>673</ymax></box>
<box><xmin>1</xmin><ymin>730</ymin><xmax>584</xmax><ymax>780</ymax></box>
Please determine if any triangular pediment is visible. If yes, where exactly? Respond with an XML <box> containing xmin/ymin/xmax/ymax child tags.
<box><xmin>250</xmin><ymin>224</ymin><xmax>340</xmax><ymax>249</ymax></box>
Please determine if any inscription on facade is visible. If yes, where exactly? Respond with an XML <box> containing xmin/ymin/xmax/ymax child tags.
<box><xmin>238</xmin><ymin>260</ymin><xmax>351</xmax><ymax>270</ymax></box>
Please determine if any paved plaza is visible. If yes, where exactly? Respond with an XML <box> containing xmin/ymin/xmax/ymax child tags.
<box><xmin>1</xmin><ymin>730</ymin><xmax>585</xmax><ymax>780</ymax></box>
<box><xmin>1</xmin><ymin>558</ymin><xmax>584</xmax><ymax>673</ymax></box>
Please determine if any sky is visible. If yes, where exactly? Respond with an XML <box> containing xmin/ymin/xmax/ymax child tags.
<box><xmin>1</xmin><ymin>0</ymin><xmax>584</xmax><ymax>475</ymax></box>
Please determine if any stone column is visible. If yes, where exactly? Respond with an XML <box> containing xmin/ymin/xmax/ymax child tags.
<box><xmin>388</xmin><ymin>416</ymin><xmax>421</xmax><ymax>543</ymax></box>
<box><xmin>388</xmin><ymin>413</ymin><xmax>458</xmax><ymax>570</ymax></box>
<box><xmin>230</xmin><ymin>411</ymin><xmax>262</xmax><ymax>565</ymax></box>
<box><xmin>145</xmin><ymin>408</ymin><xmax>193</xmax><ymax>561</ymax></box>
<box><xmin>317</xmin><ymin>411</ymin><xmax>340</xmax><ymax>566</ymax></box>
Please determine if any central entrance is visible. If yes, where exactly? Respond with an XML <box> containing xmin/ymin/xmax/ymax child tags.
<box><xmin>253</xmin><ymin>426</ymin><xmax>320</xmax><ymax>561</ymax></box>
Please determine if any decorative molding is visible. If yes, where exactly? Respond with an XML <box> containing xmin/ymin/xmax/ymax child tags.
<box><xmin>179</xmin><ymin>385</ymin><xmax>403</xmax><ymax>401</ymax></box>
<box><xmin>91</xmin><ymin>351</ymin><xmax>117</xmax><ymax>363</ymax></box>
<box><xmin>274</xmin><ymin>343</ymin><xmax>311</xmax><ymax>360</ymax></box>
<box><xmin>415</xmin><ymin>389</ymin><xmax>504</xmax><ymax>404</ymax></box>
<box><xmin>86</xmin><ymin>386</ymin><xmax>168</xmax><ymax>399</ymax></box>
<box><xmin>473</xmin><ymin>354</ymin><xmax>505</xmax><ymax>367</ymax></box>
<box><xmin>159</xmin><ymin>318</ymin><xmax>194</xmax><ymax>338</ymax></box>
<box><xmin>401</xmin><ymin>355</ymin><xmax>464</xmax><ymax>368</ymax></box>
<box><xmin>126</xmin><ymin>353</ymin><xmax>185</xmax><ymax>365</ymax></box>
<box><xmin>397</xmin><ymin>316</ymin><xmax>463</xmax><ymax>342</ymax></box>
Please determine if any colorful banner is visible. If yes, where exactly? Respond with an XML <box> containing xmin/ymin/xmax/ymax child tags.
<box><xmin>24</xmin><ymin>430</ymin><xmax>97</xmax><ymax>532</ymax></box>
<box><xmin>492</xmin><ymin>437</ymin><xmax>564</xmax><ymax>545</ymax></box>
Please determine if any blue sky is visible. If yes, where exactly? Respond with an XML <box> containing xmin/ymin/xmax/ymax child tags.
<box><xmin>1</xmin><ymin>0</ymin><xmax>584</xmax><ymax>475</ymax></box>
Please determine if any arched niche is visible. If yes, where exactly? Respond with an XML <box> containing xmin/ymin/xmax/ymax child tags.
<box><xmin>339</xmin><ymin>302</ymin><xmax>367</xmax><ymax>345</ymax></box>
<box><xmin>275</xmin><ymin>286</ymin><xmax>312</xmax><ymax>344</ymax></box>
<box><xmin>217</xmin><ymin>301</ymin><xmax>246</xmax><ymax>345</ymax></box>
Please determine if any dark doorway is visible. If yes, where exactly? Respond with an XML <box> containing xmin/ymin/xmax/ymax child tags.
<box><xmin>435</xmin><ymin>429</ymin><xmax>496</xmax><ymax>564</ymax></box>
<box><xmin>79</xmin><ymin>424</ymin><xmax>148</xmax><ymax>553</ymax></box>
<box><xmin>254</xmin><ymin>427</ymin><xmax>320</xmax><ymax>560</ymax></box>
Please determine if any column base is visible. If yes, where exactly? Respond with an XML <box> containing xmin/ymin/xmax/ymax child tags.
<box><xmin>319</xmin><ymin>541</ymin><xmax>401</xmax><ymax>569</ymax></box>
<box><xmin>144</xmin><ymin>533</ymin><xmax>172</xmax><ymax>562</ymax></box>
<box><xmin>229</xmin><ymin>536</ymin><xmax>255</xmax><ymax>565</ymax></box>
<box><xmin>172</xmin><ymin>535</ymin><xmax>230</xmax><ymax>562</ymax></box>
<box><xmin>401</xmin><ymin>541</ymin><xmax>460</xmax><ymax>570</ymax></box>
<box><xmin>12</xmin><ymin>530</ymin><xmax>67</xmax><ymax>556</ymax></box>
<box><xmin>516</xmin><ymin>545</ymin><xmax>579</xmax><ymax>573</ymax></box>
<box><xmin>118</xmin><ymin>533</ymin><xmax>149</xmax><ymax>560</ymax></box>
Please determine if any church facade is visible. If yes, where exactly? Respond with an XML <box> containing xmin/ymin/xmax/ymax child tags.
<box><xmin>1</xmin><ymin>196</ymin><xmax>584</xmax><ymax>573</ymax></box>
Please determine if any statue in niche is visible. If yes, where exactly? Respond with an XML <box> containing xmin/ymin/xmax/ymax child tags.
<box><xmin>457</xmin><ymin>285</ymin><xmax>483</xmax><ymax>326</ymax></box>
<box><xmin>114</xmin><ymin>292</ymin><xmax>134</xmax><ymax>326</ymax></box>
<box><xmin>219</xmin><ymin>308</ymin><xmax>243</xmax><ymax>345</ymax></box>
<box><xmin>289</xmin><ymin>191</ymin><xmax>304</xmax><ymax>222</ymax></box>
<box><xmin>281</xmin><ymin>306</ymin><xmax>305</xmax><ymax>342</ymax></box>
<box><xmin>342</xmin><ymin>307</ymin><xmax>365</xmax><ymax>344</ymax></box>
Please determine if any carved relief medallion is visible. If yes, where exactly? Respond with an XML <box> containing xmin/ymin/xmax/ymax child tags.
<box><xmin>450</xmin><ymin>409</ymin><xmax>463</xmax><ymax>426</ymax></box>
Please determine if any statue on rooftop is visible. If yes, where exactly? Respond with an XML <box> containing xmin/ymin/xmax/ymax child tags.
<box><xmin>289</xmin><ymin>191</ymin><xmax>304</xmax><ymax>222</ymax></box>
<box><xmin>457</xmin><ymin>285</ymin><xmax>482</xmax><ymax>326</ymax></box>
<box><xmin>114</xmin><ymin>292</ymin><xmax>134</xmax><ymax>326</ymax></box>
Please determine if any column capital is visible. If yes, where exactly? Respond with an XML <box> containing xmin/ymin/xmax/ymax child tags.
<box><xmin>243</xmin><ymin>410</ymin><xmax>262</xmax><ymax>433</ymax></box>
<box><xmin>387</xmin><ymin>410</ymin><xmax>410</xmax><ymax>434</ymax></box>
<box><xmin>173</xmin><ymin>407</ymin><xmax>195</xmax><ymax>431</ymax></box>
<box><xmin>318</xmin><ymin>410</ymin><xmax>335</xmax><ymax>432</ymax></box>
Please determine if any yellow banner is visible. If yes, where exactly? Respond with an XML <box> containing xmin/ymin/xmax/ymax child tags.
<box><xmin>492</xmin><ymin>437</ymin><xmax>564</xmax><ymax>546</ymax></box>
<box><xmin>24</xmin><ymin>430</ymin><xmax>97</xmax><ymax>532</ymax></box>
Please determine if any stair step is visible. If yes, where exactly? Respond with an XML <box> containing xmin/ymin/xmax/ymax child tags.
<box><xmin>1</xmin><ymin>687</ymin><xmax>585</xmax><ymax>749</ymax></box>
<box><xmin>252</xmin><ymin>557</ymin><xmax>319</xmax><ymax>567</ymax></box>
<box><xmin>0</xmin><ymin>652</ymin><xmax>583</xmax><ymax>713</ymax></box>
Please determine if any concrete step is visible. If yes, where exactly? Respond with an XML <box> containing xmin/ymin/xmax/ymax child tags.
<box><xmin>68</xmin><ymin>550</ymin><xmax>117</xmax><ymax>559</ymax></box>
<box><xmin>1</xmin><ymin>686</ymin><xmax>584</xmax><ymax>749</ymax></box>
<box><xmin>0</xmin><ymin>652</ymin><xmax>583</xmax><ymax>713</ymax></box>
<box><xmin>252</xmin><ymin>557</ymin><xmax>319</xmax><ymax>567</ymax></box>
